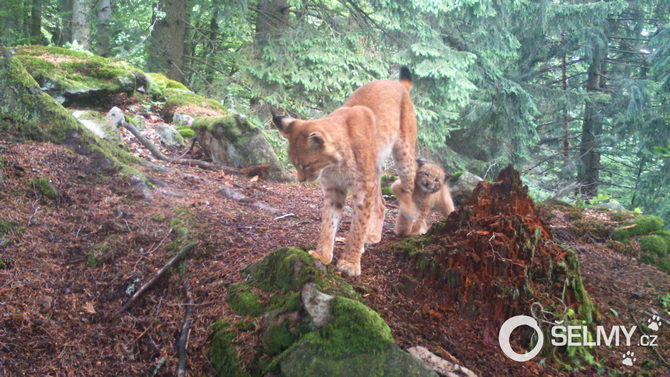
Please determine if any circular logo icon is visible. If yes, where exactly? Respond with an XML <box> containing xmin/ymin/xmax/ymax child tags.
<box><xmin>498</xmin><ymin>315</ymin><xmax>544</xmax><ymax>362</ymax></box>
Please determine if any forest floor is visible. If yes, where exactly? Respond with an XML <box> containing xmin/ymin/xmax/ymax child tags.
<box><xmin>1</xmin><ymin>127</ymin><xmax>669</xmax><ymax>376</ymax></box>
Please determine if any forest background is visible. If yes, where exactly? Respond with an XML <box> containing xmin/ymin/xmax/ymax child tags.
<box><xmin>2</xmin><ymin>0</ymin><xmax>669</xmax><ymax>222</ymax></box>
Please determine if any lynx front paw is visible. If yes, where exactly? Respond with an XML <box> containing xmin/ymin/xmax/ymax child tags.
<box><xmin>366</xmin><ymin>232</ymin><xmax>382</xmax><ymax>244</ymax></box>
<box><xmin>308</xmin><ymin>250</ymin><xmax>333</xmax><ymax>265</ymax></box>
<box><xmin>336</xmin><ymin>259</ymin><xmax>361</xmax><ymax>276</ymax></box>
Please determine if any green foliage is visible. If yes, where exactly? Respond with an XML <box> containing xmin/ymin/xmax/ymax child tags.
<box><xmin>611</xmin><ymin>215</ymin><xmax>664</xmax><ymax>241</ymax></box>
<box><xmin>31</xmin><ymin>178</ymin><xmax>58</xmax><ymax>200</ymax></box>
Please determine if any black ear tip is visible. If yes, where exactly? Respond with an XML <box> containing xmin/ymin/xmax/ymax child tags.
<box><xmin>400</xmin><ymin>66</ymin><xmax>412</xmax><ymax>82</ymax></box>
<box><xmin>272</xmin><ymin>113</ymin><xmax>287</xmax><ymax>129</ymax></box>
<box><xmin>416</xmin><ymin>158</ymin><xmax>426</xmax><ymax>166</ymax></box>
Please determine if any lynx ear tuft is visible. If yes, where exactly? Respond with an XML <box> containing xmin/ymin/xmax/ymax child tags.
<box><xmin>416</xmin><ymin>158</ymin><xmax>426</xmax><ymax>168</ymax></box>
<box><xmin>307</xmin><ymin>131</ymin><xmax>325</xmax><ymax>149</ymax></box>
<box><xmin>271</xmin><ymin>110</ymin><xmax>295</xmax><ymax>136</ymax></box>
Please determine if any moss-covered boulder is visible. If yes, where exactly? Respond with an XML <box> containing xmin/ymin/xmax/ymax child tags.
<box><xmin>0</xmin><ymin>46</ymin><xmax>140</xmax><ymax>176</ymax></box>
<box><xmin>14</xmin><ymin>45</ymin><xmax>143</xmax><ymax>105</ymax></box>
<box><xmin>448</xmin><ymin>170</ymin><xmax>482</xmax><ymax>207</ymax></box>
<box><xmin>210</xmin><ymin>247</ymin><xmax>436</xmax><ymax>377</ymax></box>
<box><xmin>193</xmin><ymin>115</ymin><xmax>292</xmax><ymax>181</ymax></box>
<box><xmin>162</xmin><ymin>88</ymin><xmax>227</xmax><ymax>121</ymax></box>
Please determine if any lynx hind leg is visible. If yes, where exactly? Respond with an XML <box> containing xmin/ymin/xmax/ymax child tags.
<box><xmin>309</xmin><ymin>186</ymin><xmax>346</xmax><ymax>265</ymax></box>
<box><xmin>366</xmin><ymin>184</ymin><xmax>385</xmax><ymax>244</ymax></box>
<box><xmin>393</xmin><ymin>142</ymin><xmax>417</xmax><ymax>219</ymax></box>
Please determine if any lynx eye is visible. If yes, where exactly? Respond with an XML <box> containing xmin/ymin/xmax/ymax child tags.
<box><xmin>434</xmin><ymin>178</ymin><xmax>440</xmax><ymax>182</ymax></box>
<box><xmin>304</xmin><ymin>163</ymin><xmax>313</xmax><ymax>169</ymax></box>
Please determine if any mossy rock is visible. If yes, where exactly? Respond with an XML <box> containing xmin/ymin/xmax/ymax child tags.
<box><xmin>146</xmin><ymin>72</ymin><xmax>189</xmax><ymax>96</ymax></box>
<box><xmin>573</xmin><ymin>219</ymin><xmax>610</xmax><ymax>239</ymax></box>
<box><xmin>640</xmin><ymin>235</ymin><xmax>669</xmax><ymax>257</ymax></box>
<box><xmin>177</xmin><ymin>126</ymin><xmax>195</xmax><ymax>139</ymax></box>
<box><xmin>226</xmin><ymin>283</ymin><xmax>266</xmax><ymax>317</ymax></box>
<box><xmin>192</xmin><ymin>115</ymin><xmax>292</xmax><ymax>181</ymax></box>
<box><xmin>209</xmin><ymin>320</ymin><xmax>248</xmax><ymax>377</ymax></box>
<box><xmin>244</xmin><ymin>247</ymin><xmax>357</xmax><ymax>298</ymax></box>
<box><xmin>0</xmin><ymin>47</ymin><xmax>142</xmax><ymax>178</ymax></box>
<box><xmin>14</xmin><ymin>45</ymin><xmax>140</xmax><ymax>104</ymax></box>
<box><xmin>162</xmin><ymin>89</ymin><xmax>226</xmax><ymax>121</ymax></box>
<box><xmin>31</xmin><ymin>178</ymin><xmax>58</xmax><ymax>200</ymax></box>
<box><xmin>611</xmin><ymin>215</ymin><xmax>664</xmax><ymax>241</ymax></box>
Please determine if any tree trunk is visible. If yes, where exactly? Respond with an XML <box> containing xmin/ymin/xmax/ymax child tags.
<box><xmin>71</xmin><ymin>0</ymin><xmax>91</xmax><ymax>49</ymax></box>
<box><xmin>30</xmin><ymin>0</ymin><xmax>46</xmax><ymax>44</ymax></box>
<box><xmin>577</xmin><ymin>45</ymin><xmax>607</xmax><ymax>199</ymax></box>
<box><xmin>251</xmin><ymin>0</ymin><xmax>290</xmax><ymax>113</ymax></box>
<box><xmin>95</xmin><ymin>0</ymin><xmax>112</xmax><ymax>56</ymax></box>
<box><xmin>147</xmin><ymin>0</ymin><xmax>188</xmax><ymax>82</ymax></box>
<box><xmin>254</xmin><ymin>0</ymin><xmax>290</xmax><ymax>48</ymax></box>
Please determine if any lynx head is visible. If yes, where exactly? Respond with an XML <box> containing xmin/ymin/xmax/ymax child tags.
<box><xmin>415</xmin><ymin>159</ymin><xmax>446</xmax><ymax>194</ymax></box>
<box><xmin>272</xmin><ymin>112</ymin><xmax>340</xmax><ymax>182</ymax></box>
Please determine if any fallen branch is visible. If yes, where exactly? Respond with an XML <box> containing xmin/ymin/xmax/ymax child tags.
<box><xmin>219</xmin><ymin>186</ymin><xmax>283</xmax><ymax>214</ymax></box>
<box><xmin>121</xmin><ymin>120</ymin><xmax>240</xmax><ymax>174</ymax></box>
<box><xmin>118</xmin><ymin>242</ymin><xmax>198</xmax><ymax>314</ymax></box>
<box><xmin>177</xmin><ymin>280</ymin><xmax>193</xmax><ymax>377</ymax></box>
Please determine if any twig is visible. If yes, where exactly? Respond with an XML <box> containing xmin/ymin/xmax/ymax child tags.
<box><xmin>117</xmin><ymin>242</ymin><xmax>198</xmax><ymax>315</ymax></box>
<box><xmin>121</xmin><ymin>120</ymin><xmax>240</xmax><ymax>174</ymax></box>
<box><xmin>274</xmin><ymin>213</ymin><xmax>297</xmax><ymax>220</ymax></box>
<box><xmin>177</xmin><ymin>280</ymin><xmax>193</xmax><ymax>377</ymax></box>
<box><xmin>176</xmin><ymin>138</ymin><xmax>197</xmax><ymax>159</ymax></box>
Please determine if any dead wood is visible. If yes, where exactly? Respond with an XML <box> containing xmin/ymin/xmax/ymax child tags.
<box><xmin>121</xmin><ymin>120</ymin><xmax>240</xmax><ymax>174</ymax></box>
<box><xmin>118</xmin><ymin>242</ymin><xmax>198</xmax><ymax>315</ymax></box>
<box><xmin>177</xmin><ymin>280</ymin><xmax>194</xmax><ymax>377</ymax></box>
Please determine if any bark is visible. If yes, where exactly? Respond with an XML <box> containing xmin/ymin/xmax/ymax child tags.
<box><xmin>71</xmin><ymin>0</ymin><xmax>91</xmax><ymax>49</ymax></box>
<box><xmin>147</xmin><ymin>0</ymin><xmax>188</xmax><ymax>82</ymax></box>
<box><xmin>254</xmin><ymin>0</ymin><xmax>290</xmax><ymax>48</ymax></box>
<box><xmin>30</xmin><ymin>0</ymin><xmax>46</xmax><ymax>44</ymax></box>
<box><xmin>251</xmin><ymin>0</ymin><xmax>289</xmax><ymax>112</ymax></box>
<box><xmin>95</xmin><ymin>0</ymin><xmax>112</xmax><ymax>56</ymax></box>
<box><xmin>577</xmin><ymin>46</ymin><xmax>607</xmax><ymax>199</ymax></box>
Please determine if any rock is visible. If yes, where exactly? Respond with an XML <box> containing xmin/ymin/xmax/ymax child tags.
<box><xmin>106</xmin><ymin>106</ymin><xmax>124</xmax><ymax>127</ymax></box>
<box><xmin>193</xmin><ymin>115</ymin><xmax>292</xmax><ymax>181</ymax></box>
<box><xmin>131</xmin><ymin>115</ymin><xmax>146</xmax><ymax>130</ymax></box>
<box><xmin>173</xmin><ymin>113</ymin><xmax>194</xmax><ymax>127</ymax></box>
<box><xmin>71</xmin><ymin>109</ymin><xmax>121</xmax><ymax>140</ymax></box>
<box><xmin>449</xmin><ymin>171</ymin><xmax>482</xmax><ymax>207</ymax></box>
<box><xmin>14</xmin><ymin>45</ymin><xmax>140</xmax><ymax>106</ymax></box>
<box><xmin>301</xmin><ymin>282</ymin><xmax>334</xmax><ymax>328</ymax></box>
<box><xmin>155</xmin><ymin>123</ymin><xmax>185</xmax><ymax>148</ymax></box>
<box><xmin>407</xmin><ymin>346</ymin><xmax>478</xmax><ymax>377</ymax></box>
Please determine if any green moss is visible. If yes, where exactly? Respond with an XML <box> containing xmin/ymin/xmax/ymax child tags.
<box><xmin>316</xmin><ymin>296</ymin><xmax>393</xmax><ymax>356</ymax></box>
<box><xmin>227</xmin><ymin>283</ymin><xmax>266</xmax><ymax>317</ymax></box>
<box><xmin>233</xmin><ymin>321</ymin><xmax>256</xmax><ymax>332</ymax></box>
<box><xmin>265</xmin><ymin>322</ymin><xmax>296</xmax><ymax>355</ymax></box>
<box><xmin>164</xmin><ymin>89</ymin><xmax>226</xmax><ymax>114</ymax></box>
<box><xmin>245</xmin><ymin>247</ymin><xmax>357</xmax><ymax>298</ymax></box>
<box><xmin>640</xmin><ymin>235</ymin><xmax>669</xmax><ymax>257</ymax></box>
<box><xmin>612</xmin><ymin>215</ymin><xmax>664</xmax><ymax>241</ymax></box>
<box><xmin>209</xmin><ymin>320</ymin><xmax>248</xmax><ymax>377</ymax></box>
<box><xmin>151</xmin><ymin>215</ymin><xmax>166</xmax><ymax>222</ymax></box>
<box><xmin>14</xmin><ymin>45</ymin><xmax>137</xmax><ymax>94</ymax></box>
<box><xmin>656</xmin><ymin>230</ymin><xmax>670</xmax><ymax>246</ymax></box>
<box><xmin>177</xmin><ymin>126</ymin><xmax>195</xmax><ymax>139</ymax></box>
<box><xmin>0</xmin><ymin>257</ymin><xmax>14</xmax><ymax>269</ymax></box>
<box><xmin>31</xmin><ymin>178</ymin><xmax>58</xmax><ymax>200</ymax></box>
<box><xmin>146</xmin><ymin>72</ymin><xmax>190</xmax><ymax>94</ymax></box>
<box><xmin>565</xmin><ymin>250</ymin><xmax>597</xmax><ymax>323</ymax></box>
<box><xmin>0</xmin><ymin>219</ymin><xmax>15</xmax><ymax>235</ymax></box>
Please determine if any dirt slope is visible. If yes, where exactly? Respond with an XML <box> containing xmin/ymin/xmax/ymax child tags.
<box><xmin>1</xmin><ymin>138</ymin><xmax>669</xmax><ymax>376</ymax></box>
